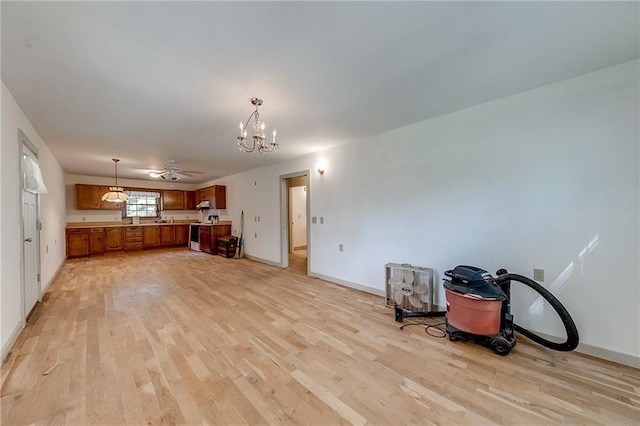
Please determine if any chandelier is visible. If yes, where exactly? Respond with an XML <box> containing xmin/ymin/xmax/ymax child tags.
<box><xmin>102</xmin><ymin>158</ymin><xmax>129</xmax><ymax>203</ymax></box>
<box><xmin>237</xmin><ymin>98</ymin><xmax>278</xmax><ymax>153</ymax></box>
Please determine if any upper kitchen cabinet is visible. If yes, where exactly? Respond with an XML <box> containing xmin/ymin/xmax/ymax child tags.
<box><xmin>76</xmin><ymin>184</ymin><xmax>123</xmax><ymax>210</ymax></box>
<box><xmin>161</xmin><ymin>190</ymin><xmax>185</xmax><ymax>210</ymax></box>
<box><xmin>185</xmin><ymin>191</ymin><xmax>196</xmax><ymax>210</ymax></box>
<box><xmin>196</xmin><ymin>185</ymin><xmax>226</xmax><ymax>209</ymax></box>
<box><xmin>211</xmin><ymin>186</ymin><xmax>226</xmax><ymax>209</ymax></box>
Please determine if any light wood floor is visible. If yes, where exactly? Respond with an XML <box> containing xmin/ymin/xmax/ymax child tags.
<box><xmin>1</xmin><ymin>248</ymin><xmax>638</xmax><ymax>425</ymax></box>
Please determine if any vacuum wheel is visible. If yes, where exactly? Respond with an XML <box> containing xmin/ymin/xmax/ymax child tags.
<box><xmin>490</xmin><ymin>336</ymin><xmax>512</xmax><ymax>356</ymax></box>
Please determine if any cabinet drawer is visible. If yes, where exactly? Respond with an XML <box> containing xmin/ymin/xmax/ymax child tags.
<box><xmin>124</xmin><ymin>241</ymin><xmax>144</xmax><ymax>250</ymax></box>
<box><xmin>67</xmin><ymin>228</ymin><xmax>89</xmax><ymax>234</ymax></box>
<box><xmin>90</xmin><ymin>228</ymin><xmax>103</xmax><ymax>234</ymax></box>
<box><xmin>125</xmin><ymin>236</ymin><xmax>143</xmax><ymax>243</ymax></box>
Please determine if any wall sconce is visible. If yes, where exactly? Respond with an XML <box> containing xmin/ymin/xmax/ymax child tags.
<box><xmin>317</xmin><ymin>160</ymin><xmax>326</xmax><ymax>175</ymax></box>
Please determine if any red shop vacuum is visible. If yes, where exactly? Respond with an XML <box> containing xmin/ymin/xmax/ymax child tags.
<box><xmin>443</xmin><ymin>265</ymin><xmax>579</xmax><ymax>356</ymax></box>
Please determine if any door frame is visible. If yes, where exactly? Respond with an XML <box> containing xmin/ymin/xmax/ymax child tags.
<box><xmin>279</xmin><ymin>170</ymin><xmax>310</xmax><ymax>272</ymax></box>
<box><xmin>18</xmin><ymin>129</ymin><xmax>42</xmax><ymax>327</ymax></box>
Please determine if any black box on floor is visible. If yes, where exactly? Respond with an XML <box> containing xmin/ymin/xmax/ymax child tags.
<box><xmin>217</xmin><ymin>235</ymin><xmax>238</xmax><ymax>258</ymax></box>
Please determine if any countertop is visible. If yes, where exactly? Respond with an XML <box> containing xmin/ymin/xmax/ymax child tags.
<box><xmin>66</xmin><ymin>221</ymin><xmax>231</xmax><ymax>229</ymax></box>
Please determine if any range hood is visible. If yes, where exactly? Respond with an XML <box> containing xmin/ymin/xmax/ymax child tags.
<box><xmin>196</xmin><ymin>200</ymin><xmax>210</xmax><ymax>209</ymax></box>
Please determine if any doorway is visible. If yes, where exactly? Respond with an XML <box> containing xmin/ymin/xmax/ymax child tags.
<box><xmin>280</xmin><ymin>172</ymin><xmax>309</xmax><ymax>274</ymax></box>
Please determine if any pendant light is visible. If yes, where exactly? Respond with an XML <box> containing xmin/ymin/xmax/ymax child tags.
<box><xmin>102</xmin><ymin>159</ymin><xmax>129</xmax><ymax>202</ymax></box>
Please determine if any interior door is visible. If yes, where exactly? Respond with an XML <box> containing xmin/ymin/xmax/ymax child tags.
<box><xmin>23</xmin><ymin>189</ymin><xmax>39</xmax><ymax>315</ymax></box>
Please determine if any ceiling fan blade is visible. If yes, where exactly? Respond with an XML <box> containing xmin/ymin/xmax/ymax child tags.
<box><xmin>409</xmin><ymin>295</ymin><xmax>423</xmax><ymax>308</ymax></box>
<box><xmin>394</xmin><ymin>289</ymin><xmax>405</xmax><ymax>305</ymax></box>
<box><xmin>179</xmin><ymin>170</ymin><xmax>204</xmax><ymax>175</ymax></box>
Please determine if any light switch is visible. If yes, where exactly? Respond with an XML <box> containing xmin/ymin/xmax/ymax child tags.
<box><xmin>312</xmin><ymin>217</ymin><xmax>317</xmax><ymax>224</ymax></box>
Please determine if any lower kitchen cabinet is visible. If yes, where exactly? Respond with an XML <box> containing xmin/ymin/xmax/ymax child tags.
<box><xmin>124</xmin><ymin>227</ymin><xmax>143</xmax><ymax>250</ymax></box>
<box><xmin>143</xmin><ymin>226</ymin><xmax>160</xmax><ymax>248</ymax></box>
<box><xmin>89</xmin><ymin>228</ymin><xmax>104</xmax><ymax>255</ymax></box>
<box><xmin>67</xmin><ymin>229</ymin><xmax>90</xmax><ymax>258</ymax></box>
<box><xmin>176</xmin><ymin>225</ymin><xmax>188</xmax><ymax>246</ymax></box>
<box><xmin>161</xmin><ymin>225</ymin><xmax>176</xmax><ymax>246</ymax></box>
<box><xmin>104</xmin><ymin>227</ymin><xmax>124</xmax><ymax>251</ymax></box>
<box><xmin>199</xmin><ymin>226</ymin><xmax>212</xmax><ymax>253</ymax></box>
<box><xmin>67</xmin><ymin>223</ymin><xmax>223</xmax><ymax>257</ymax></box>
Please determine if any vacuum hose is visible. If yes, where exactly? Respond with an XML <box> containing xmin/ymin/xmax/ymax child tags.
<box><xmin>493</xmin><ymin>273</ymin><xmax>579</xmax><ymax>352</ymax></box>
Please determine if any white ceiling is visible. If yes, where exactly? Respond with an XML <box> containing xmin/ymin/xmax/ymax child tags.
<box><xmin>2</xmin><ymin>1</ymin><xmax>638</xmax><ymax>184</ymax></box>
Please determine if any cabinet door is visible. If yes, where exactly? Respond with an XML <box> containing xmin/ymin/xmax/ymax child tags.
<box><xmin>199</xmin><ymin>226</ymin><xmax>211</xmax><ymax>253</ymax></box>
<box><xmin>104</xmin><ymin>227</ymin><xmax>124</xmax><ymax>250</ymax></box>
<box><xmin>76</xmin><ymin>184</ymin><xmax>103</xmax><ymax>209</ymax></box>
<box><xmin>161</xmin><ymin>226</ymin><xmax>176</xmax><ymax>246</ymax></box>
<box><xmin>198</xmin><ymin>188</ymin><xmax>208</xmax><ymax>205</ymax></box>
<box><xmin>185</xmin><ymin>191</ymin><xmax>196</xmax><ymax>210</ymax></box>
<box><xmin>212</xmin><ymin>186</ymin><xmax>226</xmax><ymax>209</ymax></box>
<box><xmin>176</xmin><ymin>225</ymin><xmax>188</xmax><ymax>245</ymax></box>
<box><xmin>143</xmin><ymin>226</ymin><xmax>160</xmax><ymax>247</ymax></box>
<box><xmin>162</xmin><ymin>190</ymin><xmax>185</xmax><ymax>210</ymax></box>
<box><xmin>89</xmin><ymin>229</ymin><xmax>104</xmax><ymax>255</ymax></box>
<box><xmin>67</xmin><ymin>229</ymin><xmax>90</xmax><ymax>257</ymax></box>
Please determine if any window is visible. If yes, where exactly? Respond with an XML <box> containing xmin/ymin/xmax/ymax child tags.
<box><xmin>124</xmin><ymin>191</ymin><xmax>160</xmax><ymax>217</ymax></box>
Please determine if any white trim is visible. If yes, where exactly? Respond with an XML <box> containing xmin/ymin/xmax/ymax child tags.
<box><xmin>527</xmin><ymin>330</ymin><xmax>640</xmax><ymax>369</ymax></box>
<box><xmin>1</xmin><ymin>322</ymin><xmax>23</xmax><ymax>364</ymax></box>
<box><xmin>308</xmin><ymin>272</ymin><xmax>386</xmax><ymax>297</ymax></box>
<box><xmin>41</xmin><ymin>260</ymin><xmax>64</xmax><ymax>296</ymax></box>
<box><xmin>244</xmin><ymin>254</ymin><xmax>282</xmax><ymax>268</ymax></box>
<box><xmin>279</xmin><ymin>171</ymin><xmax>310</xmax><ymax>273</ymax></box>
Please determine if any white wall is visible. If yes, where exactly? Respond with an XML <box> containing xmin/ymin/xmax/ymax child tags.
<box><xmin>208</xmin><ymin>60</ymin><xmax>639</xmax><ymax>365</ymax></box>
<box><xmin>65</xmin><ymin>174</ymin><xmax>199</xmax><ymax>223</ymax></box>
<box><xmin>1</xmin><ymin>82</ymin><xmax>66</xmax><ymax>357</ymax></box>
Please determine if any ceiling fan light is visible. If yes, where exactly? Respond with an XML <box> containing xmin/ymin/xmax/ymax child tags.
<box><xmin>149</xmin><ymin>171</ymin><xmax>163</xmax><ymax>178</ymax></box>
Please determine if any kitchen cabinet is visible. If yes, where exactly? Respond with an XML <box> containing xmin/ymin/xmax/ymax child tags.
<box><xmin>124</xmin><ymin>227</ymin><xmax>143</xmax><ymax>250</ymax></box>
<box><xmin>211</xmin><ymin>186</ymin><xmax>226</xmax><ymax>209</ymax></box>
<box><xmin>143</xmin><ymin>226</ymin><xmax>160</xmax><ymax>247</ymax></box>
<box><xmin>66</xmin><ymin>228</ymin><xmax>90</xmax><ymax>258</ymax></box>
<box><xmin>89</xmin><ymin>228</ymin><xmax>104</xmax><ymax>255</ymax></box>
<box><xmin>195</xmin><ymin>185</ymin><xmax>226</xmax><ymax>209</ymax></box>
<box><xmin>199</xmin><ymin>225</ymin><xmax>212</xmax><ymax>253</ymax></box>
<box><xmin>176</xmin><ymin>225</ymin><xmax>188</xmax><ymax>246</ymax></box>
<box><xmin>161</xmin><ymin>226</ymin><xmax>176</xmax><ymax>246</ymax></box>
<box><xmin>185</xmin><ymin>191</ymin><xmax>196</xmax><ymax>210</ymax></box>
<box><xmin>104</xmin><ymin>227</ymin><xmax>124</xmax><ymax>251</ymax></box>
<box><xmin>162</xmin><ymin>190</ymin><xmax>185</xmax><ymax>210</ymax></box>
<box><xmin>75</xmin><ymin>184</ymin><xmax>124</xmax><ymax>210</ymax></box>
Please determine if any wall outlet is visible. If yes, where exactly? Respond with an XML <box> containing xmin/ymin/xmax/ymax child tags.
<box><xmin>533</xmin><ymin>268</ymin><xmax>545</xmax><ymax>281</ymax></box>
<box><xmin>320</xmin><ymin>217</ymin><xmax>324</xmax><ymax>224</ymax></box>
<box><xmin>254</xmin><ymin>232</ymin><xmax>257</xmax><ymax>238</ymax></box>
<box><xmin>339</xmin><ymin>244</ymin><xmax>343</xmax><ymax>252</ymax></box>
<box><xmin>312</xmin><ymin>217</ymin><xmax>317</xmax><ymax>224</ymax></box>
<box><xmin>82</xmin><ymin>217</ymin><xmax>86</xmax><ymax>221</ymax></box>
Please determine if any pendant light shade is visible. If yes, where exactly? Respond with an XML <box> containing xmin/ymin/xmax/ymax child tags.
<box><xmin>102</xmin><ymin>159</ymin><xmax>129</xmax><ymax>202</ymax></box>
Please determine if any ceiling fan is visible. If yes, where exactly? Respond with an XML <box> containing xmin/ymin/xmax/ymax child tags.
<box><xmin>146</xmin><ymin>159</ymin><xmax>203</xmax><ymax>181</ymax></box>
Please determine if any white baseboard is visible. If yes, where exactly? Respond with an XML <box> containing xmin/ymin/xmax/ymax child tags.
<box><xmin>244</xmin><ymin>254</ymin><xmax>283</xmax><ymax>268</ymax></box>
<box><xmin>531</xmin><ymin>330</ymin><xmax>639</xmax><ymax>369</ymax></box>
<box><xmin>309</xmin><ymin>272</ymin><xmax>385</xmax><ymax>297</ymax></box>
<box><xmin>41</xmin><ymin>260</ymin><xmax>64</xmax><ymax>298</ymax></box>
<box><xmin>1</xmin><ymin>322</ymin><xmax>23</xmax><ymax>364</ymax></box>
